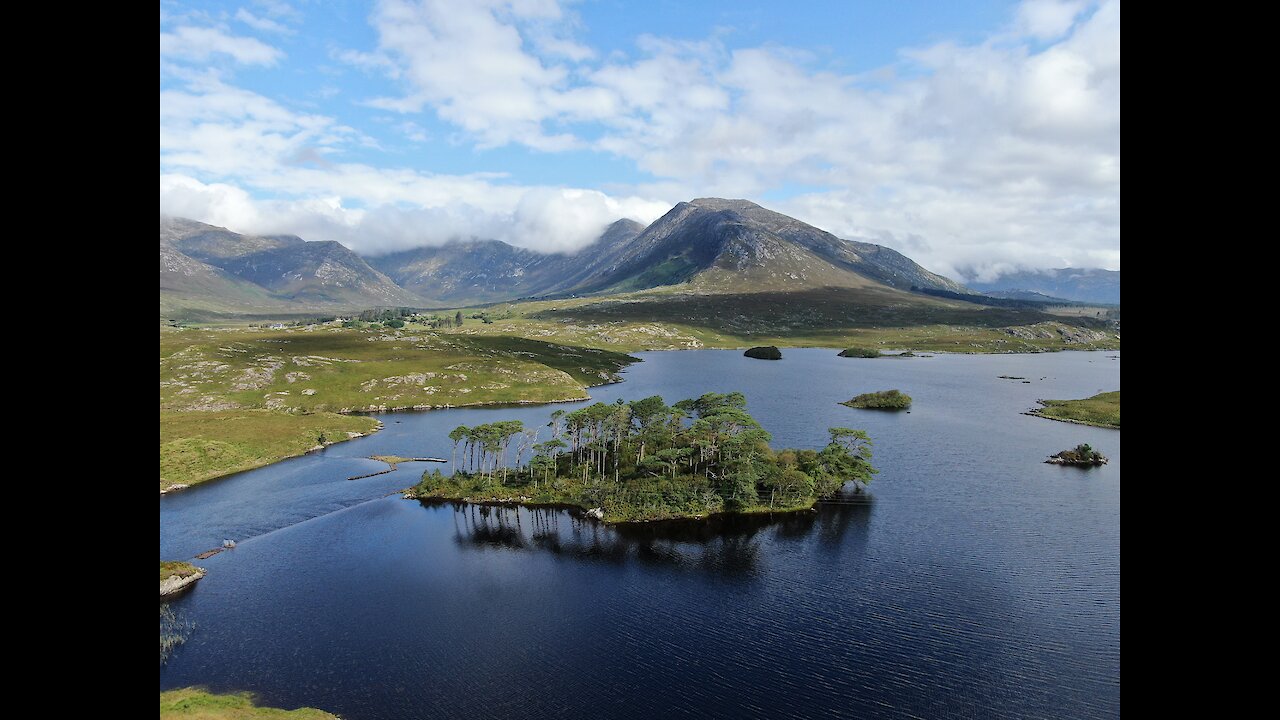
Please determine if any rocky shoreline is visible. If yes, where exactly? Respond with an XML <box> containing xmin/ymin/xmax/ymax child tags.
<box><xmin>1023</xmin><ymin>409</ymin><xmax>1119</xmax><ymax>430</ymax></box>
<box><xmin>160</xmin><ymin>568</ymin><xmax>205</xmax><ymax>598</ymax></box>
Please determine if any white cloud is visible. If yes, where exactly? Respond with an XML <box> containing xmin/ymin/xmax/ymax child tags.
<box><xmin>161</xmin><ymin>0</ymin><xmax>1120</xmax><ymax>277</ymax></box>
<box><xmin>159</xmin><ymin>25</ymin><xmax>283</xmax><ymax>66</ymax></box>
<box><xmin>1016</xmin><ymin>0</ymin><xmax>1088</xmax><ymax>41</ymax></box>
<box><xmin>235</xmin><ymin>8</ymin><xmax>294</xmax><ymax>35</ymax></box>
<box><xmin>161</xmin><ymin>174</ymin><xmax>669</xmax><ymax>256</ymax></box>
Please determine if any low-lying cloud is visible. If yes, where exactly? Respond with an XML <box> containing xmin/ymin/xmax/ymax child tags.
<box><xmin>159</xmin><ymin>0</ymin><xmax>1119</xmax><ymax>279</ymax></box>
<box><xmin>159</xmin><ymin>174</ymin><xmax>670</xmax><ymax>255</ymax></box>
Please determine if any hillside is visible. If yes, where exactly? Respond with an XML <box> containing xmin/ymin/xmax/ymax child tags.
<box><xmin>160</xmin><ymin>217</ymin><xmax>424</xmax><ymax>317</ymax></box>
<box><xmin>364</xmin><ymin>219</ymin><xmax>647</xmax><ymax>305</ymax></box>
<box><xmin>563</xmin><ymin>199</ymin><xmax>969</xmax><ymax>295</ymax></box>
<box><xmin>161</xmin><ymin>200</ymin><xmax>976</xmax><ymax>318</ymax></box>
<box><xmin>968</xmin><ymin>268</ymin><xmax>1120</xmax><ymax>304</ymax></box>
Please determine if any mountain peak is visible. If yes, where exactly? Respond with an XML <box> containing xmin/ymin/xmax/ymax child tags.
<box><xmin>688</xmin><ymin>198</ymin><xmax>763</xmax><ymax>212</ymax></box>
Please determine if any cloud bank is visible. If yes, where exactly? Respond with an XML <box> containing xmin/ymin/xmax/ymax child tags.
<box><xmin>159</xmin><ymin>0</ymin><xmax>1120</xmax><ymax>279</ymax></box>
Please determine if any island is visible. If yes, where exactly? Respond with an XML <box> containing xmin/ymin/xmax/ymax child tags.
<box><xmin>1046</xmin><ymin>443</ymin><xmax>1109</xmax><ymax>466</ymax></box>
<box><xmin>407</xmin><ymin>392</ymin><xmax>877</xmax><ymax>522</ymax></box>
<box><xmin>841</xmin><ymin>389</ymin><xmax>912</xmax><ymax>409</ymax></box>
<box><xmin>160</xmin><ymin>561</ymin><xmax>205</xmax><ymax>598</ymax></box>
<box><xmin>838</xmin><ymin>347</ymin><xmax>882</xmax><ymax>358</ymax></box>
<box><xmin>744</xmin><ymin>346</ymin><xmax>783</xmax><ymax>360</ymax></box>
<box><xmin>1028</xmin><ymin>391</ymin><xmax>1119</xmax><ymax>429</ymax></box>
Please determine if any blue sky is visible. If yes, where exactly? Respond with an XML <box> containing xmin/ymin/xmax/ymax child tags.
<box><xmin>160</xmin><ymin>0</ymin><xmax>1120</xmax><ymax>280</ymax></box>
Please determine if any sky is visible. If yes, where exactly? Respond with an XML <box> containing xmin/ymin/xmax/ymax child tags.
<box><xmin>159</xmin><ymin>0</ymin><xmax>1120</xmax><ymax>282</ymax></box>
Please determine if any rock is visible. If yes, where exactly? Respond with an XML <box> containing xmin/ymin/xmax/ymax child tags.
<box><xmin>744</xmin><ymin>346</ymin><xmax>782</xmax><ymax>360</ymax></box>
<box><xmin>586</xmin><ymin>507</ymin><xmax>605</xmax><ymax>520</ymax></box>
<box><xmin>160</xmin><ymin>569</ymin><xmax>205</xmax><ymax>598</ymax></box>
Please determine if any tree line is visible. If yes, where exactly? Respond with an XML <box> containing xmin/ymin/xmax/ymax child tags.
<box><xmin>424</xmin><ymin>392</ymin><xmax>877</xmax><ymax>519</ymax></box>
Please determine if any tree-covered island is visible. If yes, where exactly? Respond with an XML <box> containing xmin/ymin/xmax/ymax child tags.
<box><xmin>408</xmin><ymin>392</ymin><xmax>877</xmax><ymax>522</ymax></box>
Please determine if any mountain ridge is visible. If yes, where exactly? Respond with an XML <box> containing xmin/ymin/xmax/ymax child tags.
<box><xmin>967</xmin><ymin>268</ymin><xmax>1120</xmax><ymax>304</ymax></box>
<box><xmin>159</xmin><ymin>199</ymin><xmax>1014</xmax><ymax>318</ymax></box>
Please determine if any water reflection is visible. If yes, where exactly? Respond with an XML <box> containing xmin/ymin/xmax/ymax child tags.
<box><xmin>429</xmin><ymin>489</ymin><xmax>872</xmax><ymax>578</ymax></box>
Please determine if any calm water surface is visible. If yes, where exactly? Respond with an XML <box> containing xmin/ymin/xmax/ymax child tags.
<box><xmin>160</xmin><ymin>349</ymin><xmax>1120</xmax><ymax>719</ymax></box>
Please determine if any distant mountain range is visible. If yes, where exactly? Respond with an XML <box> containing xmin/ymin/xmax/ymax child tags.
<box><xmin>967</xmin><ymin>268</ymin><xmax>1120</xmax><ymax>305</ymax></box>
<box><xmin>160</xmin><ymin>199</ymin><xmax>1113</xmax><ymax>318</ymax></box>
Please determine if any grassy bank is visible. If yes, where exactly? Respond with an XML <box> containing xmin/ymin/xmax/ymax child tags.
<box><xmin>425</xmin><ymin>289</ymin><xmax>1120</xmax><ymax>353</ymax></box>
<box><xmin>161</xmin><ymin>326</ymin><xmax>636</xmax><ymax>414</ymax></box>
<box><xmin>160</xmin><ymin>410</ymin><xmax>380</xmax><ymax>491</ymax></box>
<box><xmin>160</xmin><ymin>689</ymin><xmax>337</xmax><ymax>719</ymax></box>
<box><xmin>160</xmin><ymin>561</ymin><xmax>203</xmax><ymax>582</ymax></box>
<box><xmin>1030</xmin><ymin>391</ymin><xmax>1120</xmax><ymax>429</ymax></box>
<box><xmin>160</xmin><ymin>324</ymin><xmax>637</xmax><ymax>490</ymax></box>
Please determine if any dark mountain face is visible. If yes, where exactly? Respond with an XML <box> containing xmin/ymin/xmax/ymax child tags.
<box><xmin>368</xmin><ymin>240</ymin><xmax>566</xmax><ymax>305</ymax></box>
<box><xmin>364</xmin><ymin>219</ymin><xmax>646</xmax><ymax>305</ymax></box>
<box><xmin>562</xmin><ymin>198</ymin><xmax>967</xmax><ymax>295</ymax></box>
<box><xmin>967</xmin><ymin>268</ymin><xmax>1120</xmax><ymax>304</ymax></box>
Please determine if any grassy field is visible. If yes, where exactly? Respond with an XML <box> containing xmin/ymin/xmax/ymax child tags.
<box><xmin>160</xmin><ymin>561</ymin><xmax>203</xmax><ymax>582</ymax></box>
<box><xmin>426</xmin><ymin>288</ymin><xmax>1120</xmax><ymax>353</ymax></box>
<box><xmin>160</xmin><ymin>410</ymin><xmax>380</xmax><ymax>490</ymax></box>
<box><xmin>161</xmin><ymin>326</ymin><xmax>636</xmax><ymax>414</ymax></box>
<box><xmin>160</xmin><ymin>288</ymin><xmax>1116</xmax><ymax>488</ymax></box>
<box><xmin>160</xmin><ymin>689</ymin><xmax>337</xmax><ymax>719</ymax></box>
<box><xmin>1030</xmin><ymin>391</ymin><xmax>1120</xmax><ymax>429</ymax></box>
<box><xmin>160</xmin><ymin>325</ymin><xmax>637</xmax><ymax>490</ymax></box>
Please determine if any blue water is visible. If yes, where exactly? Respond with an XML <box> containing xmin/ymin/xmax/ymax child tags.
<box><xmin>160</xmin><ymin>349</ymin><xmax>1120</xmax><ymax>719</ymax></box>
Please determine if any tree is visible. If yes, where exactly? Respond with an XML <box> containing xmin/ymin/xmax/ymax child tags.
<box><xmin>449</xmin><ymin>425</ymin><xmax>469</xmax><ymax>468</ymax></box>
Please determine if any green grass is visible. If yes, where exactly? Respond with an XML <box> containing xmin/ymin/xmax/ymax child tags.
<box><xmin>160</xmin><ymin>561</ymin><xmax>202</xmax><ymax>582</ymax></box>
<box><xmin>1032</xmin><ymin>391</ymin><xmax>1120</xmax><ymax>428</ymax></box>
<box><xmin>160</xmin><ymin>324</ymin><xmax>638</xmax><ymax>488</ymax></box>
<box><xmin>426</xmin><ymin>288</ymin><xmax>1119</xmax><ymax>354</ymax></box>
<box><xmin>160</xmin><ymin>689</ymin><xmax>338</xmax><ymax>719</ymax></box>
<box><xmin>159</xmin><ymin>410</ymin><xmax>379</xmax><ymax>490</ymax></box>
<box><xmin>841</xmin><ymin>390</ymin><xmax>912</xmax><ymax>409</ymax></box>
<box><xmin>370</xmin><ymin>455</ymin><xmax>413</xmax><ymax>465</ymax></box>
<box><xmin>161</xmin><ymin>325</ymin><xmax>635</xmax><ymax>414</ymax></box>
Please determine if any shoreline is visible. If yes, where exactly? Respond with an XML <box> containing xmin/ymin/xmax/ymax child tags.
<box><xmin>1023</xmin><ymin>409</ymin><xmax>1120</xmax><ymax>430</ymax></box>
<box><xmin>405</xmin><ymin>491</ymin><xmax>824</xmax><ymax>525</ymax></box>
<box><xmin>160</xmin><ymin>566</ymin><xmax>205</xmax><ymax>598</ymax></box>
<box><xmin>159</xmin><ymin>421</ymin><xmax>385</xmax><ymax>496</ymax></box>
<box><xmin>162</xmin><ymin>348</ymin><xmax>1117</xmax><ymax>495</ymax></box>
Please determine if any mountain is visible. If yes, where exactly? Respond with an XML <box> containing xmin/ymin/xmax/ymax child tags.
<box><xmin>160</xmin><ymin>236</ymin><xmax>296</xmax><ymax>314</ymax></box>
<box><xmin>161</xmin><ymin>217</ymin><xmax>423</xmax><ymax>311</ymax></box>
<box><xmin>561</xmin><ymin>198</ymin><xmax>967</xmax><ymax>295</ymax></box>
<box><xmin>967</xmin><ymin>268</ymin><xmax>1120</xmax><ymax>304</ymax></box>
<box><xmin>160</xmin><ymin>200</ymin><xmax>971</xmax><ymax>316</ymax></box>
<box><xmin>981</xmin><ymin>289</ymin><xmax>1074</xmax><ymax>303</ymax></box>
<box><xmin>365</xmin><ymin>220</ymin><xmax>647</xmax><ymax>305</ymax></box>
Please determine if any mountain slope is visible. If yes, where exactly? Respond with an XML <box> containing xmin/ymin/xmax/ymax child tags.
<box><xmin>565</xmin><ymin>198</ymin><xmax>967</xmax><ymax>295</ymax></box>
<box><xmin>160</xmin><ymin>238</ymin><xmax>296</xmax><ymax>314</ymax></box>
<box><xmin>161</xmin><ymin>217</ymin><xmax>423</xmax><ymax>309</ymax></box>
<box><xmin>968</xmin><ymin>268</ymin><xmax>1120</xmax><ymax>304</ymax></box>
<box><xmin>365</xmin><ymin>219</ymin><xmax>646</xmax><ymax>305</ymax></box>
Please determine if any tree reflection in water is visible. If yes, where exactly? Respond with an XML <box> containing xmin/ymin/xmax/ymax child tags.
<box><xmin>428</xmin><ymin>487</ymin><xmax>872</xmax><ymax>578</ymax></box>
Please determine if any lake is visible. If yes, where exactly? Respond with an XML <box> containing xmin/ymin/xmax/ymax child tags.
<box><xmin>160</xmin><ymin>348</ymin><xmax>1120</xmax><ymax>719</ymax></box>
